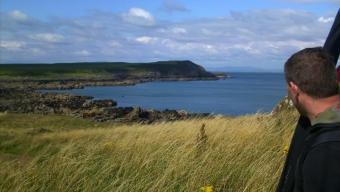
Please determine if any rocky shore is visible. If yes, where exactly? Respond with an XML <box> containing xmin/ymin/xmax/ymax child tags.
<box><xmin>0</xmin><ymin>70</ymin><xmax>220</xmax><ymax>124</ymax></box>
<box><xmin>0</xmin><ymin>87</ymin><xmax>213</xmax><ymax>124</ymax></box>
<box><xmin>0</xmin><ymin>61</ymin><xmax>232</xmax><ymax>123</ymax></box>
<box><xmin>0</xmin><ymin>75</ymin><xmax>219</xmax><ymax>90</ymax></box>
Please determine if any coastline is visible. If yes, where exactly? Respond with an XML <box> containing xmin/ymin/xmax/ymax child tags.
<box><xmin>0</xmin><ymin>75</ymin><xmax>220</xmax><ymax>90</ymax></box>
<box><xmin>0</xmin><ymin>75</ymin><xmax>228</xmax><ymax>124</ymax></box>
<box><xmin>0</xmin><ymin>60</ymin><xmax>232</xmax><ymax>123</ymax></box>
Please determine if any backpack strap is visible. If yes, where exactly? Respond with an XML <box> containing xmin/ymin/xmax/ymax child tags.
<box><xmin>297</xmin><ymin>129</ymin><xmax>340</xmax><ymax>185</ymax></box>
<box><xmin>310</xmin><ymin>129</ymin><xmax>340</xmax><ymax>149</ymax></box>
<box><xmin>300</xmin><ymin>129</ymin><xmax>340</xmax><ymax>165</ymax></box>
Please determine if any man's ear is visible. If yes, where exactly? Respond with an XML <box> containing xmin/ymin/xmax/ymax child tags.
<box><xmin>289</xmin><ymin>82</ymin><xmax>300</xmax><ymax>97</ymax></box>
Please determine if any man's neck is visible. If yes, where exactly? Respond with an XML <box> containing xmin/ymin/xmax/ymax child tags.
<box><xmin>305</xmin><ymin>94</ymin><xmax>340</xmax><ymax>122</ymax></box>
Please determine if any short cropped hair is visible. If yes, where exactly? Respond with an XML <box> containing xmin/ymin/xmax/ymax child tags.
<box><xmin>284</xmin><ymin>47</ymin><xmax>338</xmax><ymax>99</ymax></box>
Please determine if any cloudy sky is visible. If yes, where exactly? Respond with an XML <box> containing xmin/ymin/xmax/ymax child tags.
<box><xmin>0</xmin><ymin>0</ymin><xmax>339</xmax><ymax>71</ymax></box>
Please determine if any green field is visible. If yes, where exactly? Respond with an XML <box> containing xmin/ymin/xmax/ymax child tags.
<box><xmin>0</xmin><ymin>60</ymin><xmax>208</xmax><ymax>79</ymax></box>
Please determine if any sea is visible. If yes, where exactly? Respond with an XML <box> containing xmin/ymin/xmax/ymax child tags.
<box><xmin>39</xmin><ymin>72</ymin><xmax>287</xmax><ymax>116</ymax></box>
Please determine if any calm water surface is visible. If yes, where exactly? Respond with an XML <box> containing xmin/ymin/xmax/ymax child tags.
<box><xmin>39</xmin><ymin>72</ymin><xmax>287</xmax><ymax>116</ymax></box>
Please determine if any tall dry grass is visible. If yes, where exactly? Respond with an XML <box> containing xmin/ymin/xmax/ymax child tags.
<box><xmin>0</xmin><ymin>109</ymin><xmax>298</xmax><ymax>192</ymax></box>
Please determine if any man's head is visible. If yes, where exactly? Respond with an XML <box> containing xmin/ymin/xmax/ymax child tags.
<box><xmin>284</xmin><ymin>47</ymin><xmax>338</xmax><ymax>115</ymax></box>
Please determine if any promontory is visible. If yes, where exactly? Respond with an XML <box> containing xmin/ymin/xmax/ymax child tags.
<box><xmin>0</xmin><ymin>60</ymin><xmax>222</xmax><ymax>89</ymax></box>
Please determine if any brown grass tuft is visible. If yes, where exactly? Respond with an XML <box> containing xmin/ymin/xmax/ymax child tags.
<box><xmin>196</xmin><ymin>123</ymin><xmax>208</xmax><ymax>157</ymax></box>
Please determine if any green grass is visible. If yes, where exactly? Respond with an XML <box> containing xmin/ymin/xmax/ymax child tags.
<box><xmin>0</xmin><ymin>109</ymin><xmax>298</xmax><ymax>191</ymax></box>
<box><xmin>0</xmin><ymin>113</ymin><xmax>113</xmax><ymax>156</ymax></box>
<box><xmin>0</xmin><ymin>61</ymin><xmax>207</xmax><ymax>79</ymax></box>
<box><xmin>0</xmin><ymin>113</ymin><xmax>110</xmax><ymax>130</ymax></box>
<box><xmin>0</xmin><ymin>62</ymin><xmax>128</xmax><ymax>78</ymax></box>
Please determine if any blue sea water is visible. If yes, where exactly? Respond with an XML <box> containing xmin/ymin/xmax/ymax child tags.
<box><xmin>39</xmin><ymin>72</ymin><xmax>287</xmax><ymax>116</ymax></box>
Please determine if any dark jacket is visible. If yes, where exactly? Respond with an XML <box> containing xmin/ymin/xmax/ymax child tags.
<box><xmin>294</xmin><ymin>105</ymin><xmax>340</xmax><ymax>192</ymax></box>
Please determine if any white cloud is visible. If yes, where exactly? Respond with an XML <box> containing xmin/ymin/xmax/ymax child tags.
<box><xmin>318</xmin><ymin>17</ymin><xmax>334</xmax><ymax>22</ymax></box>
<box><xmin>107</xmin><ymin>41</ymin><xmax>121</xmax><ymax>47</ymax></box>
<box><xmin>233</xmin><ymin>44</ymin><xmax>261</xmax><ymax>55</ymax></box>
<box><xmin>121</xmin><ymin>8</ymin><xmax>156</xmax><ymax>26</ymax></box>
<box><xmin>158</xmin><ymin>27</ymin><xmax>187</xmax><ymax>34</ymax></box>
<box><xmin>136</xmin><ymin>36</ymin><xmax>159</xmax><ymax>44</ymax></box>
<box><xmin>31</xmin><ymin>48</ymin><xmax>45</xmax><ymax>55</ymax></box>
<box><xmin>29</xmin><ymin>33</ymin><xmax>65</xmax><ymax>43</ymax></box>
<box><xmin>275</xmin><ymin>39</ymin><xmax>322</xmax><ymax>50</ymax></box>
<box><xmin>0</xmin><ymin>41</ymin><xmax>26</xmax><ymax>51</ymax></box>
<box><xmin>172</xmin><ymin>27</ymin><xmax>187</xmax><ymax>34</ymax></box>
<box><xmin>7</xmin><ymin>10</ymin><xmax>28</xmax><ymax>21</ymax></box>
<box><xmin>284</xmin><ymin>25</ymin><xmax>310</xmax><ymax>35</ymax></box>
<box><xmin>74</xmin><ymin>50</ymin><xmax>90</xmax><ymax>56</ymax></box>
<box><xmin>1</xmin><ymin>10</ymin><xmax>52</xmax><ymax>33</ymax></box>
<box><xmin>92</xmin><ymin>21</ymin><xmax>104</xmax><ymax>29</ymax></box>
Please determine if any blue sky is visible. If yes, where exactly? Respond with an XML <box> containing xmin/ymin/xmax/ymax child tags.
<box><xmin>0</xmin><ymin>0</ymin><xmax>339</xmax><ymax>70</ymax></box>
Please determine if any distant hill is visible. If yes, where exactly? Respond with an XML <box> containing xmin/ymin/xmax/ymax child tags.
<box><xmin>0</xmin><ymin>60</ymin><xmax>218</xmax><ymax>79</ymax></box>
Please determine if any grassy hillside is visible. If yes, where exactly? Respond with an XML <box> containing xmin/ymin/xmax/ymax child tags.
<box><xmin>0</xmin><ymin>62</ymin><xmax>129</xmax><ymax>78</ymax></box>
<box><xmin>0</xmin><ymin>109</ymin><xmax>298</xmax><ymax>192</ymax></box>
<box><xmin>0</xmin><ymin>60</ymin><xmax>211</xmax><ymax>79</ymax></box>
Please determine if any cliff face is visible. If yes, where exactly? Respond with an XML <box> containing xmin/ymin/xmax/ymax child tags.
<box><xmin>133</xmin><ymin>60</ymin><xmax>215</xmax><ymax>77</ymax></box>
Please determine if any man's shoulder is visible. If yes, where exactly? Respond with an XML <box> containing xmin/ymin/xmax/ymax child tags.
<box><xmin>312</xmin><ymin>141</ymin><xmax>340</xmax><ymax>153</ymax></box>
<box><xmin>300</xmin><ymin>128</ymin><xmax>340</xmax><ymax>165</ymax></box>
<box><xmin>308</xmin><ymin>141</ymin><xmax>340</xmax><ymax>156</ymax></box>
<box><xmin>309</xmin><ymin>129</ymin><xmax>340</xmax><ymax>148</ymax></box>
<box><xmin>305</xmin><ymin>142</ymin><xmax>340</xmax><ymax>165</ymax></box>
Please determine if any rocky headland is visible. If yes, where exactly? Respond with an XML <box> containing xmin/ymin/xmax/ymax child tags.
<box><xmin>1</xmin><ymin>60</ymin><xmax>223</xmax><ymax>90</ymax></box>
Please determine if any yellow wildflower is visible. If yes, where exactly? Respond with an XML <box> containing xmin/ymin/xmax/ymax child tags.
<box><xmin>283</xmin><ymin>145</ymin><xmax>290</xmax><ymax>154</ymax></box>
<box><xmin>200</xmin><ymin>185</ymin><xmax>213</xmax><ymax>192</ymax></box>
<box><xmin>102</xmin><ymin>142</ymin><xmax>114</xmax><ymax>150</ymax></box>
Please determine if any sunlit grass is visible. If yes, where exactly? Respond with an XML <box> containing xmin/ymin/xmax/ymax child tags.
<box><xmin>0</xmin><ymin>109</ymin><xmax>298</xmax><ymax>191</ymax></box>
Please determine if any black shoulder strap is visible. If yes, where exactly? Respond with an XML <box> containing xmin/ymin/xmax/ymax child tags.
<box><xmin>297</xmin><ymin>129</ymin><xmax>340</xmax><ymax>189</ymax></box>
<box><xmin>301</xmin><ymin>129</ymin><xmax>340</xmax><ymax>165</ymax></box>
<box><xmin>310</xmin><ymin>129</ymin><xmax>340</xmax><ymax>149</ymax></box>
<box><xmin>298</xmin><ymin>128</ymin><xmax>340</xmax><ymax>177</ymax></box>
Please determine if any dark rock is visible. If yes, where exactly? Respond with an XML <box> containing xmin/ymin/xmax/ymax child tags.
<box><xmin>126</xmin><ymin>106</ymin><xmax>142</xmax><ymax>118</ymax></box>
<box><xmin>0</xmin><ymin>86</ymin><xmax>214</xmax><ymax>124</ymax></box>
<box><xmin>82</xmin><ymin>99</ymin><xmax>117</xmax><ymax>109</ymax></box>
<box><xmin>162</xmin><ymin>109</ymin><xmax>181</xmax><ymax>120</ymax></box>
